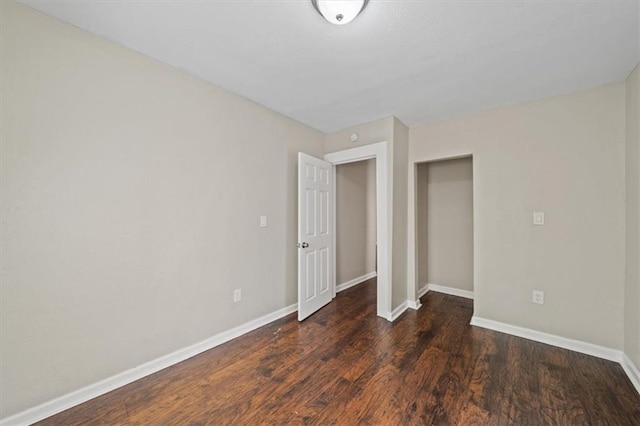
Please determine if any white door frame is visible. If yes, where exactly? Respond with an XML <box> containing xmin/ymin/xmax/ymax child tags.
<box><xmin>407</xmin><ymin>152</ymin><xmax>474</xmax><ymax>309</ymax></box>
<box><xmin>324</xmin><ymin>141</ymin><xmax>391</xmax><ymax>320</ymax></box>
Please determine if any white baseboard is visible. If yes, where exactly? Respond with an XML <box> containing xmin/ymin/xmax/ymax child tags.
<box><xmin>470</xmin><ymin>316</ymin><xmax>640</xmax><ymax>396</ymax></box>
<box><xmin>6</xmin><ymin>297</ymin><xmax>638</xmax><ymax>425</ymax></box>
<box><xmin>0</xmin><ymin>303</ymin><xmax>298</xmax><ymax>426</ymax></box>
<box><xmin>470</xmin><ymin>316</ymin><xmax>621</xmax><ymax>362</ymax></box>
<box><xmin>621</xmin><ymin>353</ymin><xmax>640</xmax><ymax>395</ymax></box>
<box><xmin>407</xmin><ymin>299</ymin><xmax>422</xmax><ymax>310</ymax></box>
<box><xmin>336</xmin><ymin>271</ymin><xmax>377</xmax><ymax>293</ymax></box>
<box><xmin>388</xmin><ymin>301</ymin><xmax>408</xmax><ymax>321</ymax></box>
<box><xmin>426</xmin><ymin>283</ymin><xmax>474</xmax><ymax>299</ymax></box>
<box><xmin>418</xmin><ymin>284</ymin><xmax>429</xmax><ymax>298</ymax></box>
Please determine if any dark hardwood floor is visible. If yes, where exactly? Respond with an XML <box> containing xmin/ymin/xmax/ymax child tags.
<box><xmin>39</xmin><ymin>279</ymin><xmax>640</xmax><ymax>425</ymax></box>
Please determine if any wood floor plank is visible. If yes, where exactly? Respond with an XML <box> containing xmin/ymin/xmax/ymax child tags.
<box><xmin>37</xmin><ymin>279</ymin><xmax>640</xmax><ymax>425</ymax></box>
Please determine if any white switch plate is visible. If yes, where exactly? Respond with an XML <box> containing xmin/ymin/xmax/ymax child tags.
<box><xmin>532</xmin><ymin>290</ymin><xmax>544</xmax><ymax>304</ymax></box>
<box><xmin>259</xmin><ymin>216</ymin><xmax>268</xmax><ymax>227</ymax></box>
<box><xmin>233</xmin><ymin>289</ymin><xmax>241</xmax><ymax>302</ymax></box>
<box><xmin>533</xmin><ymin>212</ymin><xmax>545</xmax><ymax>225</ymax></box>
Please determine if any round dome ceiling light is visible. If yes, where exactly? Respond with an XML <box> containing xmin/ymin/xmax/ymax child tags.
<box><xmin>311</xmin><ymin>0</ymin><xmax>369</xmax><ymax>25</ymax></box>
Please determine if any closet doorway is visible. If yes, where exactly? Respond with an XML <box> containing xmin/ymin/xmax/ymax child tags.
<box><xmin>416</xmin><ymin>156</ymin><xmax>474</xmax><ymax>299</ymax></box>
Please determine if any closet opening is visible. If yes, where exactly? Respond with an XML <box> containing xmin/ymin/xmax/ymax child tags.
<box><xmin>416</xmin><ymin>156</ymin><xmax>474</xmax><ymax>300</ymax></box>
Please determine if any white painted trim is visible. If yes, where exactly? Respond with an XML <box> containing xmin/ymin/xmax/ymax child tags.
<box><xmin>469</xmin><ymin>316</ymin><xmax>640</xmax><ymax>396</ymax></box>
<box><xmin>336</xmin><ymin>271</ymin><xmax>377</xmax><ymax>293</ymax></box>
<box><xmin>5</xmin><ymin>304</ymin><xmax>638</xmax><ymax>426</ymax></box>
<box><xmin>325</xmin><ymin>141</ymin><xmax>391</xmax><ymax>321</ymax></box>
<box><xmin>331</xmin><ymin>165</ymin><xmax>337</xmax><ymax>300</ymax></box>
<box><xmin>407</xmin><ymin>152</ymin><xmax>475</xmax><ymax>318</ymax></box>
<box><xmin>427</xmin><ymin>283</ymin><xmax>474</xmax><ymax>299</ymax></box>
<box><xmin>417</xmin><ymin>284</ymin><xmax>429</xmax><ymax>298</ymax></box>
<box><xmin>470</xmin><ymin>316</ymin><xmax>621</xmax><ymax>362</ymax></box>
<box><xmin>408</xmin><ymin>285</ymin><xmax>639</xmax><ymax>396</ymax></box>
<box><xmin>406</xmin><ymin>161</ymin><xmax>418</xmax><ymax>318</ymax></box>
<box><xmin>407</xmin><ymin>299</ymin><xmax>422</xmax><ymax>310</ymax></box>
<box><xmin>417</xmin><ymin>284</ymin><xmax>473</xmax><ymax>300</ymax></box>
<box><xmin>621</xmin><ymin>353</ymin><xmax>640</xmax><ymax>395</ymax></box>
<box><xmin>324</xmin><ymin>142</ymin><xmax>383</xmax><ymax>165</ymax></box>
<box><xmin>0</xmin><ymin>303</ymin><xmax>297</xmax><ymax>426</ymax></box>
<box><xmin>388</xmin><ymin>301</ymin><xmax>408</xmax><ymax>321</ymax></box>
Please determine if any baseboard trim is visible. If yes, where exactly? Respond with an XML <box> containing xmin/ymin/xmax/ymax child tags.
<box><xmin>621</xmin><ymin>353</ymin><xmax>640</xmax><ymax>395</ymax></box>
<box><xmin>470</xmin><ymin>316</ymin><xmax>640</xmax><ymax>396</ymax></box>
<box><xmin>417</xmin><ymin>285</ymin><xmax>429</xmax><ymax>298</ymax></box>
<box><xmin>6</xmin><ymin>298</ymin><xmax>638</xmax><ymax>425</ymax></box>
<box><xmin>407</xmin><ymin>299</ymin><xmax>422</xmax><ymax>310</ymax></box>
<box><xmin>426</xmin><ymin>283</ymin><xmax>474</xmax><ymax>299</ymax></box>
<box><xmin>470</xmin><ymin>316</ymin><xmax>621</xmax><ymax>362</ymax></box>
<box><xmin>0</xmin><ymin>303</ymin><xmax>298</xmax><ymax>426</ymax></box>
<box><xmin>336</xmin><ymin>271</ymin><xmax>377</xmax><ymax>293</ymax></box>
<box><xmin>388</xmin><ymin>301</ymin><xmax>408</xmax><ymax>321</ymax></box>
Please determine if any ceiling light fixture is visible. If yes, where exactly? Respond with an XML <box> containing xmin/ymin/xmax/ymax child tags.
<box><xmin>311</xmin><ymin>0</ymin><xmax>369</xmax><ymax>25</ymax></box>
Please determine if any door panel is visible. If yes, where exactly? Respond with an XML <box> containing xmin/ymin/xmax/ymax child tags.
<box><xmin>298</xmin><ymin>153</ymin><xmax>334</xmax><ymax>321</ymax></box>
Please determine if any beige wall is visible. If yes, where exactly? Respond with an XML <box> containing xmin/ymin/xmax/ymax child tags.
<box><xmin>417</xmin><ymin>158</ymin><xmax>473</xmax><ymax>291</ymax></box>
<box><xmin>365</xmin><ymin>159</ymin><xmax>377</xmax><ymax>274</ymax></box>
<box><xmin>416</xmin><ymin>165</ymin><xmax>429</xmax><ymax>289</ymax></box>
<box><xmin>325</xmin><ymin>117</ymin><xmax>409</xmax><ymax>311</ymax></box>
<box><xmin>336</xmin><ymin>159</ymin><xmax>376</xmax><ymax>284</ymax></box>
<box><xmin>391</xmin><ymin>118</ymin><xmax>409</xmax><ymax>308</ymax></box>
<box><xmin>3</xmin><ymin>0</ymin><xmax>637</xmax><ymax>419</ymax></box>
<box><xmin>409</xmin><ymin>83</ymin><xmax>626</xmax><ymax>349</ymax></box>
<box><xmin>323</xmin><ymin>117</ymin><xmax>394</xmax><ymax>154</ymax></box>
<box><xmin>625</xmin><ymin>64</ymin><xmax>640</xmax><ymax>370</ymax></box>
<box><xmin>0</xmin><ymin>2</ymin><xmax>324</xmax><ymax>418</ymax></box>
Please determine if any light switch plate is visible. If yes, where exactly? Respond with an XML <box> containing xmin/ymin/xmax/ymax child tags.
<box><xmin>532</xmin><ymin>290</ymin><xmax>544</xmax><ymax>304</ymax></box>
<box><xmin>260</xmin><ymin>216</ymin><xmax>268</xmax><ymax>227</ymax></box>
<box><xmin>533</xmin><ymin>212</ymin><xmax>544</xmax><ymax>225</ymax></box>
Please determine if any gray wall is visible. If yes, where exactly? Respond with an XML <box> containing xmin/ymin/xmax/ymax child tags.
<box><xmin>391</xmin><ymin>118</ymin><xmax>410</xmax><ymax>308</ymax></box>
<box><xmin>4</xmin><ymin>0</ymin><xmax>640</xmax><ymax>419</ymax></box>
<box><xmin>325</xmin><ymin>117</ymin><xmax>409</xmax><ymax>312</ymax></box>
<box><xmin>410</xmin><ymin>82</ymin><xmax>625</xmax><ymax>350</ymax></box>
<box><xmin>625</xmin><ymin>64</ymin><xmax>640</xmax><ymax>370</ymax></box>
<box><xmin>1</xmin><ymin>2</ymin><xmax>324</xmax><ymax>418</ymax></box>
<box><xmin>417</xmin><ymin>158</ymin><xmax>473</xmax><ymax>291</ymax></box>
<box><xmin>336</xmin><ymin>159</ymin><xmax>376</xmax><ymax>284</ymax></box>
<box><xmin>416</xmin><ymin>165</ymin><xmax>429</xmax><ymax>289</ymax></box>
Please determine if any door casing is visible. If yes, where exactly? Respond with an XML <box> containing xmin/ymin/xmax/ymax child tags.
<box><xmin>324</xmin><ymin>141</ymin><xmax>391</xmax><ymax>320</ymax></box>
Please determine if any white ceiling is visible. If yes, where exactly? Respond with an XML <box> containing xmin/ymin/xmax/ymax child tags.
<box><xmin>20</xmin><ymin>0</ymin><xmax>640</xmax><ymax>133</ymax></box>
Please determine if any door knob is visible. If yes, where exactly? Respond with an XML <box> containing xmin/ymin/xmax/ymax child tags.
<box><xmin>297</xmin><ymin>242</ymin><xmax>309</xmax><ymax>248</ymax></box>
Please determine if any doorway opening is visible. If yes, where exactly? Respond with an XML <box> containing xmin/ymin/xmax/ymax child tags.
<box><xmin>416</xmin><ymin>156</ymin><xmax>474</xmax><ymax>300</ymax></box>
<box><xmin>334</xmin><ymin>159</ymin><xmax>377</xmax><ymax>296</ymax></box>
<box><xmin>324</xmin><ymin>141</ymin><xmax>391</xmax><ymax>320</ymax></box>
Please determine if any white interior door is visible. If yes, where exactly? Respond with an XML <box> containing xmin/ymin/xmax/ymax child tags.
<box><xmin>298</xmin><ymin>152</ymin><xmax>334</xmax><ymax>321</ymax></box>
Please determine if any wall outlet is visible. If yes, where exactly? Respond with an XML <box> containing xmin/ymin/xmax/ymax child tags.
<box><xmin>233</xmin><ymin>289</ymin><xmax>241</xmax><ymax>302</ymax></box>
<box><xmin>532</xmin><ymin>290</ymin><xmax>544</xmax><ymax>304</ymax></box>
